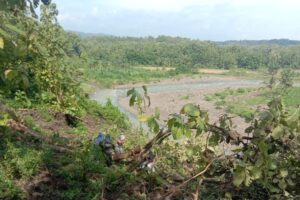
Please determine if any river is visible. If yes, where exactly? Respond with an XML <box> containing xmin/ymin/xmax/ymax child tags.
<box><xmin>90</xmin><ymin>78</ymin><xmax>262</xmax><ymax>128</ymax></box>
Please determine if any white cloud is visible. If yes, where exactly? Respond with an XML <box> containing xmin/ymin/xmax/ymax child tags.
<box><xmin>55</xmin><ymin>0</ymin><xmax>300</xmax><ymax>40</ymax></box>
<box><xmin>106</xmin><ymin>0</ymin><xmax>300</xmax><ymax>12</ymax></box>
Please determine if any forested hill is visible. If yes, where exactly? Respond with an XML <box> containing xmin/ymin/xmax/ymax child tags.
<box><xmin>75</xmin><ymin>32</ymin><xmax>300</xmax><ymax>46</ymax></box>
<box><xmin>80</xmin><ymin>35</ymin><xmax>300</xmax><ymax>70</ymax></box>
<box><xmin>217</xmin><ymin>39</ymin><xmax>300</xmax><ymax>46</ymax></box>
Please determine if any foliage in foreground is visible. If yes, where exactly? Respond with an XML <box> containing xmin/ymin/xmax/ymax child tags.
<box><xmin>126</xmin><ymin>86</ymin><xmax>300</xmax><ymax>199</ymax></box>
<box><xmin>0</xmin><ymin>0</ymin><xmax>84</xmax><ymax>115</ymax></box>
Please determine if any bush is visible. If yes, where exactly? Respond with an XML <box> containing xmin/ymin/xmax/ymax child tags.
<box><xmin>0</xmin><ymin>169</ymin><xmax>24</xmax><ymax>199</ymax></box>
<box><xmin>2</xmin><ymin>142</ymin><xmax>43</xmax><ymax>179</ymax></box>
<box><xmin>237</xmin><ymin>88</ymin><xmax>246</xmax><ymax>94</ymax></box>
<box><xmin>99</xmin><ymin>99</ymin><xmax>130</xmax><ymax>129</ymax></box>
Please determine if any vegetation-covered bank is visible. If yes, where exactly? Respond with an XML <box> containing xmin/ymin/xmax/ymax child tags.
<box><xmin>81</xmin><ymin>35</ymin><xmax>300</xmax><ymax>71</ymax></box>
<box><xmin>0</xmin><ymin>1</ymin><xmax>135</xmax><ymax>199</ymax></box>
<box><xmin>205</xmin><ymin>69</ymin><xmax>300</xmax><ymax>120</ymax></box>
<box><xmin>0</xmin><ymin>99</ymin><xmax>135</xmax><ymax>199</ymax></box>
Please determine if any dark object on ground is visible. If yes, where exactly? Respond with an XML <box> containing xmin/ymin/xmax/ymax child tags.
<box><xmin>65</xmin><ymin>113</ymin><xmax>78</xmax><ymax>127</ymax></box>
<box><xmin>141</xmin><ymin>151</ymin><xmax>156</xmax><ymax>172</ymax></box>
<box><xmin>102</xmin><ymin>134</ymin><xmax>115</xmax><ymax>166</ymax></box>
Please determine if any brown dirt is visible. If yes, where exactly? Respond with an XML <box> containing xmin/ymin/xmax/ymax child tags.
<box><xmin>7</xmin><ymin>107</ymin><xmax>108</xmax><ymax>199</ymax></box>
<box><xmin>198</xmin><ymin>68</ymin><xmax>228</xmax><ymax>74</ymax></box>
<box><xmin>17</xmin><ymin>109</ymin><xmax>105</xmax><ymax>140</ymax></box>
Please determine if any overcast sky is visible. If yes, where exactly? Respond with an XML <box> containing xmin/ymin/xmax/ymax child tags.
<box><xmin>54</xmin><ymin>0</ymin><xmax>300</xmax><ymax>41</ymax></box>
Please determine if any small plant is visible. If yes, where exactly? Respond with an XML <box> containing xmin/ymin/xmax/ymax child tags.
<box><xmin>2</xmin><ymin>142</ymin><xmax>43</xmax><ymax>179</ymax></box>
<box><xmin>204</xmin><ymin>94</ymin><xmax>213</xmax><ymax>101</ymax></box>
<box><xmin>180</xmin><ymin>94</ymin><xmax>190</xmax><ymax>100</ymax></box>
<box><xmin>237</xmin><ymin>88</ymin><xmax>246</xmax><ymax>94</ymax></box>
<box><xmin>24</xmin><ymin>116</ymin><xmax>41</xmax><ymax>132</ymax></box>
<box><xmin>14</xmin><ymin>91</ymin><xmax>32</xmax><ymax>108</ymax></box>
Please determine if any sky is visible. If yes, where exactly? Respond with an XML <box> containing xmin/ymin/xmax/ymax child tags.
<box><xmin>54</xmin><ymin>0</ymin><xmax>300</xmax><ymax>41</ymax></box>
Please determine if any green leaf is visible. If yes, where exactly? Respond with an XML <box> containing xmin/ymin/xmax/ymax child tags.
<box><xmin>209</xmin><ymin>132</ymin><xmax>221</xmax><ymax>146</ymax></box>
<box><xmin>278</xmin><ymin>179</ymin><xmax>287</xmax><ymax>190</ymax></box>
<box><xmin>142</xmin><ymin>85</ymin><xmax>147</xmax><ymax>94</ymax></box>
<box><xmin>167</xmin><ymin>114</ymin><xmax>183</xmax><ymax>129</ymax></box>
<box><xmin>181</xmin><ymin>104</ymin><xmax>200</xmax><ymax>117</ymax></box>
<box><xmin>0</xmin><ymin>114</ymin><xmax>10</xmax><ymax>126</ymax></box>
<box><xmin>0</xmin><ymin>37</ymin><xmax>4</xmax><ymax>49</ymax></box>
<box><xmin>4</xmin><ymin>69</ymin><xmax>18</xmax><ymax>81</ymax></box>
<box><xmin>154</xmin><ymin>107</ymin><xmax>160</xmax><ymax>119</ymax></box>
<box><xmin>147</xmin><ymin>117</ymin><xmax>160</xmax><ymax>133</ymax></box>
<box><xmin>233</xmin><ymin>167</ymin><xmax>246</xmax><ymax>187</ymax></box>
<box><xmin>138</xmin><ymin>114</ymin><xmax>151</xmax><ymax>122</ymax></box>
<box><xmin>4</xmin><ymin>23</ymin><xmax>26</xmax><ymax>37</ymax></box>
<box><xmin>0</xmin><ymin>28</ymin><xmax>10</xmax><ymax>38</ymax></box>
<box><xmin>129</xmin><ymin>95</ymin><xmax>136</xmax><ymax>107</ymax></box>
<box><xmin>196</xmin><ymin>120</ymin><xmax>205</xmax><ymax>136</ymax></box>
<box><xmin>251</xmin><ymin>167</ymin><xmax>262</xmax><ymax>179</ymax></box>
<box><xmin>280</xmin><ymin>170</ymin><xmax>288</xmax><ymax>178</ymax></box>
<box><xmin>22</xmin><ymin>74</ymin><xmax>30</xmax><ymax>89</ymax></box>
<box><xmin>127</xmin><ymin>88</ymin><xmax>136</xmax><ymax>96</ymax></box>
<box><xmin>245</xmin><ymin>126</ymin><xmax>253</xmax><ymax>134</ymax></box>
<box><xmin>287</xmin><ymin>109</ymin><xmax>299</xmax><ymax>129</ymax></box>
<box><xmin>172</xmin><ymin>127</ymin><xmax>184</xmax><ymax>140</ymax></box>
<box><xmin>271</xmin><ymin>125</ymin><xmax>284</xmax><ymax>139</ymax></box>
<box><xmin>258</xmin><ymin>141</ymin><xmax>268</xmax><ymax>155</ymax></box>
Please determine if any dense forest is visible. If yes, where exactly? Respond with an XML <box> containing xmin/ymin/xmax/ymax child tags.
<box><xmin>0</xmin><ymin>1</ymin><xmax>299</xmax><ymax>200</ymax></box>
<box><xmin>81</xmin><ymin>36</ymin><xmax>300</xmax><ymax>70</ymax></box>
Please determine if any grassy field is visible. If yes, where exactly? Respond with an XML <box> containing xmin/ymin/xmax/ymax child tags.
<box><xmin>84</xmin><ymin>67</ymin><xmax>179</xmax><ymax>87</ymax></box>
<box><xmin>205</xmin><ymin>87</ymin><xmax>300</xmax><ymax>120</ymax></box>
<box><xmin>84</xmin><ymin>65</ymin><xmax>300</xmax><ymax>88</ymax></box>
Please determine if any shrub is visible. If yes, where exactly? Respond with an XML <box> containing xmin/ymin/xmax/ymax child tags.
<box><xmin>2</xmin><ymin>142</ymin><xmax>43</xmax><ymax>179</ymax></box>
<box><xmin>237</xmin><ymin>88</ymin><xmax>246</xmax><ymax>94</ymax></box>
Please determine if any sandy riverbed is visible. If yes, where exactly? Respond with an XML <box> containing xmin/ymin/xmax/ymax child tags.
<box><xmin>118</xmin><ymin>77</ymin><xmax>260</xmax><ymax>134</ymax></box>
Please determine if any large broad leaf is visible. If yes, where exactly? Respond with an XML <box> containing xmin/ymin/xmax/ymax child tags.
<box><xmin>147</xmin><ymin>117</ymin><xmax>160</xmax><ymax>133</ymax></box>
<box><xmin>171</xmin><ymin>127</ymin><xmax>183</xmax><ymax>140</ymax></box>
<box><xmin>167</xmin><ymin>114</ymin><xmax>183</xmax><ymax>129</ymax></box>
<box><xmin>127</xmin><ymin>88</ymin><xmax>140</xmax><ymax>107</ymax></box>
<box><xmin>0</xmin><ymin>37</ymin><xmax>3</xmax><ymax>49</ymax></box>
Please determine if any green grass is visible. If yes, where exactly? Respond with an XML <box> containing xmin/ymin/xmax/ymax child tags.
<box><xmin>206</xmin><ymin>87</ymin><xmax>300</xmax><ymax>120</ymax></box>
<box><xmin>241</xmin><ymin>87</ymin><xmax>300</xmax><ymax>108</ymax></box>
<box><xmin>85</xmin><ymin>67</ymin><xmax>177</xmax><ymax>87</ymax></box>
<box><xmin>226</xmin><ymin>103</ymin><xmax>254</xmax><ymax>120</ymax></box>
<box><xmin>80</xmin><ymin>83</ymin><xmax>97</xmax><ymax>94</ymax></box>
<box><xmin>180</xmin><ymin>94</ymin><xmax>191</xmax><ymax>100</ymax></box>
<box><xmin>282</xmin><ymin>87</ymin><xmax>300</xmax><ymax>107</ymax></box>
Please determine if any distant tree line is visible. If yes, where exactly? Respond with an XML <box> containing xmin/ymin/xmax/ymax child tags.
<box><xmin>81</xmin><ymin>36</ymin><xmax>300</xmax><ymax>70</ymax></box>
